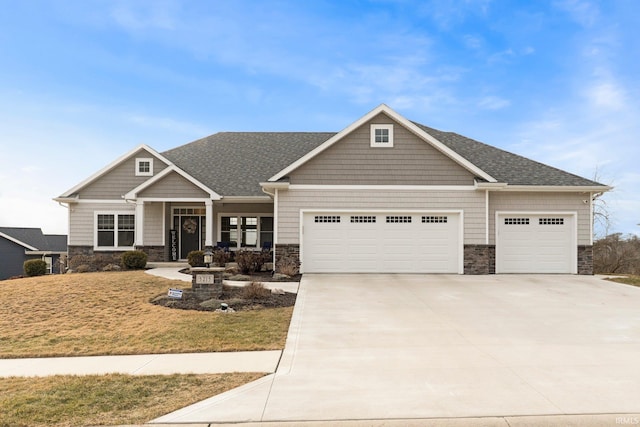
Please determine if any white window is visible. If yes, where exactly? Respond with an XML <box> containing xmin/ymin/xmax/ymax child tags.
<box><xmin>370</xmin><ymin>124</ymin><xmax>394</xmax><ymax>147</ymax></box>
<box><xmin>135</xmin><ymin>158</ymin><xmax>153</xmax><ymax>176</ymax></box>
<box><xmin>95</xmin><ymin>212</ymin><xmax>135</xmax><ymax>249</ymax></box>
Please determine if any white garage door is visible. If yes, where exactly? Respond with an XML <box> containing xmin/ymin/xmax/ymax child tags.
<box><xmin>301</xmin><ymin>212</ymin><xmax>461</xmax><ymax>273</ymax></box>
<box><xmin>496</xmin><ymin>213</ymin><xmax>576</xmax><ymax>274</ymax></box>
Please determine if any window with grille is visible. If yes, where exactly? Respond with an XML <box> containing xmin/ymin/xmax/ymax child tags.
<box><xmin>96</xmin><ymin>213</ymin><xmax>135</xmax><ymax>248</ymax></box>
<box><xmin>422</xmin><ymin>216</ymin><xmax>448</xmax><ymax>223</ymax></box>
<box><xmin>386</xmin><ymin>216</ymin><xmax>412</xmax><ymax>223</ymax></box>
<box><xmin>135</xmin><ymin>158</ymin><xmax>153</xmax><ymax>176</ymax></box>
<box><xmin>370</xmin><ymin>124</ymin><xmax>394</xmax><ymax>147</ymax></box>
<box><xmin>315</xmin><ymin>215</ymin><xmax>341</xmax><ymax>223</ymax></box>
<box><xmin>350</xmin><ymin>216</ymin><xmax>376</xmax><ymax>223</ymax></box>
<box><xmin>504</xmin><ymin>218</ymin><xmax>530</xmax><ymax>225</ymax></box>
<box><xmin>539</xmin><ymin>218</ymin><xmax>564</xmax><ymax>225</ymax></box>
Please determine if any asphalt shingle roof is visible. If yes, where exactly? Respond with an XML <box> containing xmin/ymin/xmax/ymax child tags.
<box><xmin>412</xmin><ymin>122</ymin><xmax>604</xmax><ymax>187</ymax></box>
<box><xmin>162</xmin><ymin>122</ymin><xmax>605</xmax><ymax>197</ymax></box>
<box><xmin>0</xmin><ymin>227</ymin><xmax>67</xmax><ymax>251</ymax></box>
<box><xmin>163</xmin><ymin>132</ymin><xmax>335</xmax><ymax>196</ymax></box>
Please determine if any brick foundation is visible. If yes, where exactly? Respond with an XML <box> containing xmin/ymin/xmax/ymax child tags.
<box><xmin>464</xmin><ymin>244</ymin><xmax>496</xmax><ymax>274</ymax></box>
<box><xmin>577</xmin><ymin>245</ymin><xmax>594</xmax><ymax>275</ymax></box>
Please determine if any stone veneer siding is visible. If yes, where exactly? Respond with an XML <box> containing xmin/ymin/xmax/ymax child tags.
<box><xmin>272</xmin><ymin>243</ymin><xmax>592</xmax><ymax>275</ymax></box>
<box><xmin>135</xmin><ymin>245</ymin><xmax>166</xmax><ymax>262</ymax></box>
<box><xmin>577</xmin><ymin>245</ymin><xmax>594</xmax><ymax>275</ymax></box>
<box><xmin>464</xmin><ymin>244</ymin><xmax>496</xmax><ymax>275</ymax></box>
<box><xmin>274</xmin><ymin>243</ymin><xmax>300</xmax><ymax>273</ymax></box>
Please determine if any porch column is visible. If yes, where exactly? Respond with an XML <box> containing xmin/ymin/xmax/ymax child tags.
<box><xmin>205</xmin><ymin>200</ymin><xmax>213</xmax><ymax>247</ymax></box>
<box><xmin>135</xmin><ymin>200</ymin><xmax>144</xmax><ymax>247</ymax></box>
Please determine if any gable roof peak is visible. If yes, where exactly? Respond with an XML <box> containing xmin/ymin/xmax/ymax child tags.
<box><xmin>268</xmin><ymin>104</ymin><xmax>496</xmax><ymax>183</ymax></box>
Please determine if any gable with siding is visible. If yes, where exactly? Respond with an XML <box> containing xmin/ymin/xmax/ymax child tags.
<box><xmin>137</xmin><ymin>170</ymin><xmax>211</xmax><ymax>199</ymax></box>
<box><xmin>288</xmin><ymin>112</ymin><xmax>476</xmax><ymax>186</ymax></box>
<box><xmin>77</xmin><ymin>148</ymin><xmax>170</xmax><ymax>199</ymax></box>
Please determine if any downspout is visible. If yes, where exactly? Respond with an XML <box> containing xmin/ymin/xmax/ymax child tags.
<box><xmin>485</xmin><ymin>189</ymin><xmax>490</xmax><ymax>245</ymax></box>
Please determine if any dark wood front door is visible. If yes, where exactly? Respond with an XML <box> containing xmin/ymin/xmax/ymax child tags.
<box><xmin>180</xmin><ymin>216</ymin><xmax>200</xmax><ymax>259</ymax></box>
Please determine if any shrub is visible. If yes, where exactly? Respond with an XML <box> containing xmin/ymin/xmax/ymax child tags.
<box><xmin>24</xmin><ymin>259</ymin><xmax>47</xmax><ymax>277</ymax></box>
<box><xmin>235</xmin><ymin>250</ymin><xmax>269</xmax><ymax>274</ymax></box>
<box><xmin>121</xmin><ymin>251</ymin><xmax>148</xmax><ymax>270</ymax></box>
<box><xmin>68</xmin><ymin>254</ymin><xmax>95</xmax><ymax>272</ymax></box>
<box><xmin>75</xmin><ymin>264</ymin><xmax>93</xmax><ymax>273</ymax></box>
<box><xmin>212</xmin><ymin>249</ymin><xmax>233</xmax><ymax>266</ymax></box>
<box><xmin>187</xmin><ymin>250</ymin><xmax>205</xmax><ymax>267</ymax></box>
<box><xmin>276</xmin><ymin>255</ymin><xmax>300</xmax><ymax>276</ymax></box>
<box><xmin>241</xmin><ymin>282</ymin><xmax>271</xmax><ymax>300</ymax></box>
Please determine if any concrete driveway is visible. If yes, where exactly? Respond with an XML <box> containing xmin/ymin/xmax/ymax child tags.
<box><xmin>153</xmin><ymin>274</ymin><xmax>640</xmax><ymax>424</ymax></box>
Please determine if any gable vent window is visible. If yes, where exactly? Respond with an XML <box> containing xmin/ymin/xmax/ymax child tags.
<box><xmin>422</xmin><ymin>216</ymin><xmax>448</xmax><ymax>223</ymax></box>
<box><xmin>351</xmin><ymin>215</ymin><xmax>376</xmax><ymax>223</ymax></box>
<box><xmin>539</xmin><ymin>218</ymin><xmax>564</xmax><ymax>225</ymax></box>
<box><xmin>386</xmin><ymin>216</ymin><xmax>412</xmax><ymax>223</ymax></box>
<box><xmin>315</xmin><ymin>215</ymin><xmax>341</xmax><ymax>223</ymax></box>
<box><xmin>135</xmin><ymin>158</ymin><xmax>153</xmax><ymax>176</ymax></box>
<box><xmin>370</xmin><ymin>124</ymin><xmax>394</xmax><ymax>147</ymax></box>
<box><xmin>504</xmin><ymin>218</ymin><xmax>530</xmax><ymax>225</ymax></box>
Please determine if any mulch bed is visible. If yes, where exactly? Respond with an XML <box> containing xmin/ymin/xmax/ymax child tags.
<box><xmin>151</xmin><ymin>285</ymin><xmax>297</xmax><ymax>312</ymax></box>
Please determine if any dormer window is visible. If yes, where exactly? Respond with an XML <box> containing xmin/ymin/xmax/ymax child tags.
<box><xmin>135</xmin><ymin>158</ymin><xmax>153</xmax><ymax>176</ymax></box>
<box><xmin>370</xmin><ymin>124</ymin><xmax>394</xmax><ymax>147</ymax></box>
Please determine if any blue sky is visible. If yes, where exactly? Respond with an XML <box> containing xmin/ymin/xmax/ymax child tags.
<box><xmin>0</xmin><ymin>0</ymin><xmax>638</xmax><ymax>237</ymax></box>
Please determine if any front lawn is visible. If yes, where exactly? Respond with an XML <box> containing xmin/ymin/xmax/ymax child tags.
<box><xmin>0</xmin><ymin>372</ymin><xmax>263</xmax><ymax>427</ymax></box>
<box><xmin>607</xmin><ymin>275</ymin><xmax>640</xmax><ymax>287</ymax></box>
<box><xmin>0</xmin><ymin>271</ymin><xmax>294</xmax><ymax>358</ymax></box>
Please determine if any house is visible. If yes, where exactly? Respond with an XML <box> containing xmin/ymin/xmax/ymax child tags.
<box><xmin>54</xmin><ymin>104</ymin><xmax>610</xmax><ymax>275</ymax></box>
<box><xmin>0</xmin><ymin>227</ymin><xmax>68</xmax><ymax>280</ymax></box>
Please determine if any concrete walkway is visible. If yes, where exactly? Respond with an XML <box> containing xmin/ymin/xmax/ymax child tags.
<box><xmin>0</xmin><ymin>351</ymin><xmax>282</xmax><ymax>377</ymax></box>
<box><xmin>153</xmin><ymin>274</ymin><xmax>640</xmax><ymax>424</ymax></box>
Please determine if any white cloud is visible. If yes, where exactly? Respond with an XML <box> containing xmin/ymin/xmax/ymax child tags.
<box><xmin>111</xmin><ymin>0</ymin><xmax>178</xmax><ymax>31</ymax></box>
<box><xmin>554</xmin><ymin>0</ymin><xmax>600</xmax><ymax>28</ymax></box>
<box><xmin>584</xmin><ymin>81</ymin><xmax>626</xmax><ymax>110</ymax></box>
<box><xmin>477</xmin><ymin>96</ymin><xmax>510</xmax><ymax>110</ymax></box>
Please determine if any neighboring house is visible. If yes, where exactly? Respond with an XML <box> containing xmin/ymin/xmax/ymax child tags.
<box><xmin>54</xmin><ymin>104</ymin><xmax>610</xmax><ymax>275</ymax></box>
<box><xmin>0</xmin><ymin>227</ymin><xmax>68</xmax><ymax>280</ymax></box>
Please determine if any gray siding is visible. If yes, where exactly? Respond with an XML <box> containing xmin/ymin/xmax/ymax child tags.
<box><xmin>68</xmin><ymin>202</ymin><xmax>134</xmax><ymax>246</ymax></box>
<box><xmin>143</xmin><ymin>202</ymin><xmax>164</xmax><ymax>246</ymax></box>
<box><xmin>138</xmin><ymin>171</ymin><xmax>209</xmax><ymax>198</ymax></box>
<box><xmin>78</xmin><ymin>149</ymin><xmax>169</xmax><ymax>199</ymax></box>
<box><xmin>289</xmin><ymin>113</ymin><xmax>475</xmax><ymax>185</ymax></box>
<box><xmin>489</xmin><ymin>192</ymin><xmax>591</xmax><ymax>245</ymax></box>
<box><xmin>0</xmin><ymin>238</ymin><xmax>27</xmax><ymax>279</ymax></box>
<box><xmin>277</xmin><ymin>189</ymin><xmax>485</xmax><ymax>245</ymax></box>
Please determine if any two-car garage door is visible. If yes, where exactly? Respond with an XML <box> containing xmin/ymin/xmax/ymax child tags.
<box><xmin>301</xmin><ymin>212</ymin><xmax>461</xmax><ymax>273</ymax></box>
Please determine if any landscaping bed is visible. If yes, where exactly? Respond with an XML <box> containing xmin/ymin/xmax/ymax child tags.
<box><xmin>151</xmin><ymin>283</ymin><xmax>297</xmax><ymax>312</ymax></box>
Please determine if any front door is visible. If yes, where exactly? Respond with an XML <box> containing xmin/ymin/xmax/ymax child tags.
<box><xmin>179</xmin><ymin>216</ymin><xmax>201</xmax><ymax>259</ymax></box>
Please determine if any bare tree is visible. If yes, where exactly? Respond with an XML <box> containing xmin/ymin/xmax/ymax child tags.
<box><xmin>592</xmin><ymin>166</ymin><xmax>613</xmax><ymax>239</ymax></box>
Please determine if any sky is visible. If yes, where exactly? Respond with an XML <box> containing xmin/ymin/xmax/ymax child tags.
<box><xmin>0</xmin><ymin>0</ymin><xmax>638</xmax><ymax>238</ymax></box>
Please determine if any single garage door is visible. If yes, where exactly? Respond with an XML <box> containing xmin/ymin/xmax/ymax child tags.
<box><xmin>301</xmin><ymin>212</ymin><xmax>461</xmax><ymax>273</ymax></box>
<box><xmin>496</xmin><ymin>213</ymin><xmax>576</xmax><ymax>274</ymax></box>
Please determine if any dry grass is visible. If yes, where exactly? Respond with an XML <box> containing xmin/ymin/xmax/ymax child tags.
<box><xmin>0</xmin><ymin>271</ymin><xmax>293</xmax><ymax>358</ymax></box>
<box><xmin>607</xmin><ymin>275</ymin><xmax>640</xmax><ymax>287</ymax></box>
<box><xmin>0</xmin><ymin>372</ymin><xmax>263</xmax><ymax>427</ymax></box>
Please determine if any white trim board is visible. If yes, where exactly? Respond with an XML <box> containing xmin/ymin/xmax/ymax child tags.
<box><xmin>0</xmin><ymin>232</ymin><xmax>39</xmax><ymax>251</ymax></box>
